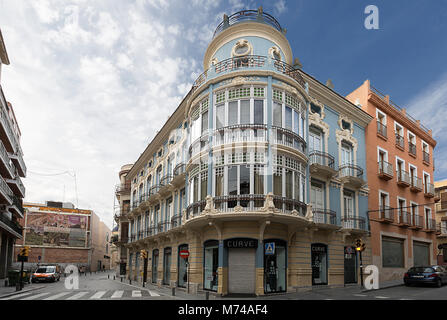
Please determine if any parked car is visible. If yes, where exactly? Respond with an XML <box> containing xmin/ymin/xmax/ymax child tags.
<box><xmin>31</xmin><ymin>265</ymin><xmax>61</xmax><ymax>283</ymax></box>
<box><xmin>403</xmin><ymin>266</ymin><xmax>447</xmax><ymax>287</ymax></box>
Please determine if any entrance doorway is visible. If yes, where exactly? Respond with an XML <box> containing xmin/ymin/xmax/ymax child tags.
<box><xmin>152</xmin><ymin>249</ymin><xmax>159</xmax><ymax>283</ymax></box>
<box><xmin>228</xmin><ymin>248</ymin><xmax>256</xmax><ymax>294</ymax></box>
<box><xmin>163</xmin><ymin>247</ymin><xmax>172</xmax><ymax>285</ymax></box>
<box><xmin>311</xmin><ymin>243</ymin><xmax>328</xmax><ymax>285</ymax></box>
<box><xmin>344</xmin><ymin>246</ymin><xmax>357</xmax><ymax>284</ymax></box>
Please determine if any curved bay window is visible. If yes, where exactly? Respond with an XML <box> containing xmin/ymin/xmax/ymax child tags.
<box><xmin>203</xmin><ymin>240</ymin><xmax>219</xmax><ymax>291</ymax></box>
<box><xmin>213</xmin><ymin>151</ymin><xmax>266</xmax><ymax>211</ymax></box>
<box><xmin>264</xmin><ymin>239</ymin><xmax>287</xmax><ymax>293</ymax></box>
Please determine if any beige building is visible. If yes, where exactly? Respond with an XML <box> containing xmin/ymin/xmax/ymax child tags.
<box><xmin>0</xmin><ymin>28</ymin><xmax>27</xmax><ymax>282</ymax></box>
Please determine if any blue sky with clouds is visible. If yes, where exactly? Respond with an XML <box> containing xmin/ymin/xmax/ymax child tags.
<box><xmin>0</xmin><ymin>0</ymin><xmax>446</xmax><ymax>228</ymax></box>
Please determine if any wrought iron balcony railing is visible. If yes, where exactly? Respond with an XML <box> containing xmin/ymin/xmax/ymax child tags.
<box><xmin>160</xmin><ymin>175</ymin><xmax>173</xmax><ymax>187</ymax></box>
<box><xmin>378</xmin><ymin>161</ymin><xmax>393</xmax><ymax>178</ymax></box>
<box><xmin>397</xmin><ymin>170</ymin><xmax>411</xmax><ymax>186</ymax></box>
<box><xmin>341</xmin><ymin>216</ymin><xmax>366</xmax><ymax>230</ymax></box>
<box><xmin>213</xmin><ymin>124</ymin><xmax>268</xmax><ymax>146</ymax></box>
<box><xmin>173</xmin><ymin>163</ymin><xmax>186</xmax><ymax>176</ymax></box>
<box><xmin>395</xmin><ymin>133</ymin><xmax>404</xmax><ymax>149</ymax></box>
<box><xmin>338</xmin><ymin>164</ymin><xmax>363</xmax><ymax>179</ymax></box>
<box><xmin>409</xmin><ymin>142</ymin><xmax>416</xmax><ymax>156</ymax></box>
<box><xmin>410</xmin><ymin>176</ymin><xmax>423</xmax><ymax>191</ymax></box>
<box><xmin>0</xmin><ymin>213</ymin><xmax>22</xmax><ymax>236</ymax></box>
<box><xmin>272</xmin><ymin>126</ymin><xmax>306</xmax><ymax>153</ymax></box>
<box><xmin>213</xmin><ymin>9</ymin><xmax>283</xmax><ymax>39</ymax></box>
<box><xmin>377</xmin><ymin>121</ymin><xmax>387</xmax><ymax>138</ymax></box>
<box><xmin>423</xmin><ymin>151</ymin><xmax>430</xmax><ymax>164</ymax></box>
<box><xmin>379</xmin><ymin>206</ymin><xmax>394</xmax><ymax>222</ymax></box>
<box><xmin>312</xmin><ymin>209</ymin><xmax>337</xmax><ymax>225</ymax></box>
<box><xmin>309</xmin><ymin>151</ymin><xmax>335</xmax><ymax>169</ymax></box>
<box><xmin>424</xmin><ymin>183</ymin><xmax>435</xmax><ymax>197</ymax></box>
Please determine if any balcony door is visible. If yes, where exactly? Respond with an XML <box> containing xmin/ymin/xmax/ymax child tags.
<box><xmin>309</xmin><ymin>130</ymin><xmax>322</xmax><ymax>153</ymax></box>
<box><xmin>311</xmin><ymin>182</ymin><xmax>324</xmax><ymax>224</ymax></box>
<box><xmin>341</xmin><ymin>143</ymin><xmax>353</xmax><ymax>176</ymax></box>
<box><xmin>343</xmin><ymin>193</ymin><xmax>354</xmax><ymax>228</ymax></box>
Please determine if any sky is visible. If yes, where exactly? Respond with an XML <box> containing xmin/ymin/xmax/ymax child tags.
<box><xmin>0</xmin><ymin>0</ymin><xmax>446</xmax><ymax>230</ymax></box>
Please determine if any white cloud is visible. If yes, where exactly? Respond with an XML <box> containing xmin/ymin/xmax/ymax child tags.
<box><xmin>274</xmin><ymin>0</ymin><xmax>287</xmax><ymax>15</ymax></box>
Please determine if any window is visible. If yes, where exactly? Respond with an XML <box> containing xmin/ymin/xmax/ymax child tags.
<box><xmin>228</xmin><ymin>101</ymin><xmax>238</xmax><ymax>126</ymax></box>
<box><xmin>342</xmin><ymin>120</ymin><xmax>351</xmax><ymax>131</ymax></box>
<box><xmin>285</xmin><ymin>106</ymin><xmax>293</xmax><ymax>130</ymax></box>
<box><xmin>240</xmin><ymin>100</ymin><xmax>250</xmax><ymax>125</ymax></box>
<box><xmin>254</xmin><ymin>100</ymin><xmax>264</xmax><ymax>124</ymax></box>
<box><xmin>382</xmin><ymin>237</ymin><xmax>404</xmax><ymax>268</ymax></box>
<box><xmin>310</xmin><ymin>103</ymin><xmax>321</xmax><ymax>115</ymax></box>
<box><xmin>216</xmin><ymin>104</ymin><xmax>225</xmax><ymax>129</ymax></box>
<box><xmin>273</xmin><ymin>102</ymin><xmax>282</xmax><ymax>127</ymax></box>
<box><xmin>201</xmin><ymin>111</ymin><xmax>208</xmax><ymax>134</ymax></box>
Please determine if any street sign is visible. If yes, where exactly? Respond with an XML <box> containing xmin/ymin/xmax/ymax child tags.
<box><xmin>179</xmin><ymin>250</ymin><xmax>189</xmax><ymax>259</ymax></box>
<box><xmin>265</xmin><ymin>242</ymin><xmax>275</xmax><ymax>255</ymax></box>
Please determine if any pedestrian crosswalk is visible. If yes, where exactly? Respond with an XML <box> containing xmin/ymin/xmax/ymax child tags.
<box><xmin>1</xmin><ymin>289</ymin><xmax>162</xmax><ymax>300</ymax></box>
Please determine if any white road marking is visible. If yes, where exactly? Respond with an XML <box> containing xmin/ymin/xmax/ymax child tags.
<box><xmin>111</xmin><ymin>290</ymin><xmax>124</xmax><ymax>298</ymax></box>
<box><xmin>90</xmin><ymin>291</ymin><xmax>107</xmax><ymax>299</ymax></box>
<box><xmin>375</xmin><ymin>296</ymin><xmax>389</xmax><ymax>299</ymax></box>
<box><xmin>353</xmin><ymin>294</ymin><xmax>367</xmax><ymax>297</ymax></box>
<box><xmin>22</xmin><ymin>292</ymin><xmax>52</xmax><ymax>300</ymax></box>
<box><xmin>43</xmin><ymin>292</ymin><xmax>72</xmax><ymax>300</ymax></box>
<box><xmin>0</xmin><ymin>292</ymin><xmax>35</xmax><ymax>300</ymax></box>
<box><xmin>132</xmin><ymin>290</ymin><xmax>142</xmax><ymax>297</ymax></box>
<box><xmin>149</xmin><ymin>290</ymin><xmax>160</xmax><ymax>297</ymax></box>
<box><xmin>66</xmin><ymin>291</ymin><xmax>89</xmax><ymax>300</ymax></box>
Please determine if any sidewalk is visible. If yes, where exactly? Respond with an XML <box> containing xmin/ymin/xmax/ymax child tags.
<box><xmin>0</xmin><ymin>283</ymin><xmax>45</xmax><ymax>299</ymax></box>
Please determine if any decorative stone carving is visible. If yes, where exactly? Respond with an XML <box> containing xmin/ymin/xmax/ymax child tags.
<box><xmin>337</xmin><ymin>115</ymin><xmax>354</xmax><ymax>135</ymax></box>
<box><xmin>203</xmin><ymin>195</ymin><xmax>217</xmax><ymax>214</ymax></box>
<box><xmin>261</xmin><ymin>192</ymin><xmax>280</xmax><ymax>213</ymax></box>
<box><xmin>231</xmin><ymin>76</ymin><xmax>246</xmax><ymax>86</ymax></box>
<box><xmin>305</xmin><ymin>204</ymin><xmax>313</xmax><ymax>221</ymax></box>
<box><xmin>234</xmin><ymin>205</ymin><xmax>244</xmax><ymax>212</ymax></box>
<box><xmin>232</xmin><ymin>39</ymin><xmax>253</xmax><ymax>57</ymax></box>
<box><xmin>182</xmin><ymin>209</ymin><xmax>187</xmax><ymax>224</ymax></box>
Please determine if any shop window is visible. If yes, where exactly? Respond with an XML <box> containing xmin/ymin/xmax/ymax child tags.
<box><xmin>311</xmin><ymin>243</ymin><xmax>328</xmax><ymax>285</ymax></box>
<box><xmin>178</xmin><ymin>244</ymin><xmax>189</xmax><ymax>287</ymax></box>
<box><xmin>203</xmin><ymin>240</ymin><xmax>219</xmax><ymax>291</ymax></box>
<box><xmin>264</xmin><ymin>239</ymin><xmax>287</xmax><ymax>293</ymax></box>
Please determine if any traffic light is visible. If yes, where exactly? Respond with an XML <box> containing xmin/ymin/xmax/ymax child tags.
<box><xmin>140</xmin><ymin>249</ymin><xmax>147</xmax><ymax>259</ymax></box>
<box><xmin>355</xmin><ymin>239</ymin><xmax>363</xmax><ymax>251</ymax></box>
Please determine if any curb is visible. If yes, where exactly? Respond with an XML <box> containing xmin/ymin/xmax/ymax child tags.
<box><xmin>0</xmin><ymin>285</ymin><xmax>45</xmax><ymax>299</ymax></box>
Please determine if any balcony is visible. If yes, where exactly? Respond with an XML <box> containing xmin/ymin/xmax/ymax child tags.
<box><xmin>147</xmin><ymin>185</ymin><xmax>161</xmax><ymax>203</ymax></box>
<box><xmin>341</xmin><ymin>216</ymin><xmax>367</xmax><ymax>233</ymax></box>
<box><xmin>437</xmin><ymin>222</ymin><xmax>447</xmax><ymax>238</ymax></box>
<box><xmin>312</xmin><ymin>209</ymin><xmax>338</xmax><ymax>228</ymax></box>
<box><xmin>0</xmin><ymin>140</ymin><xmax>14</xmax><ymax>179</ymax></box>
<box><xmin>397</xmin><ymin>170</ymin><xmax>411</xmax><ymax>187</ymax></box>
<box><xmin>5</xmin><ymin>175</ymin><xmax>25</xmax><ymax>198</ymax></box>
<box><xmin>172</xmin><ymin>163</ymin><xmax>186</xmax><ymax>187</ymax></box>
<box><xmin>410</xmin><ymin>176</ymin><xmax>423</xmax><ymax>193</ymax></box>
<box><xmin>8</xmin><ymin>151</ymin><xmax>26</xmax><ymax>178</ymax></box>
<box><xmin>185</xmin><ymin>194</ymin><xmax>308</xmax><ymax>228</ymax></box>
<box><xmin>408</xmin><ymin>142</ymin><xmax>416</xmax><ymax>157</ymax></box>
<box><xmin>272</xmin><ymin>126</ymin><xmax>306</xmax><ymax>153</ymax></box>
<box><xmin>192</xmin><ymin>55</ymin><xmax>306</xmax><ymax>95</ymax></box>
<box><xmin>338</xmin><ymin>164</ymin><xmax>365</xmax><ymax>188</ymax></box>
<box><xmin>0</xmin><ymin>88</ymin><xmax>20</xmax><ymax>154</ymax></box>
<box><xmin>158</xmin><ymin>221</ymin><xmax>171</xmax><ymax>233</ymax></box>
<box><xmin>0</xmin><ymin>213</ymin><xmax>22</xmax><ymax>238</ymax></box>
<box><xmin>309</xmin><ymin>151</ymin><xmax>337</xmax><ymax>179</ymax></box>
<box><xmin>395</xmin><ymin>133</ymin><xmax>404</xmax><ymax>150</ymax></box>
<box><xmin>410</xmin><ymin>215</ymin><xmax>423</xmax><ymax>229</ymax></box>
<box><xmin>171</xmin><ymin>215</ymin><xmax>182</xmax><ymax>228</ymax></box>
<box><xmin>397</xmin><ymin>211</ymin><xmax>411</xmax><ymax>227</ymax></box>
<box><xmin>114</xmin><ymin>207</ymin><xmax>130</xmax><ymax>222</ymax></box>
<box><xmin>423</xmin><ymin>219</ymin><xmax>437</xmax><ymax>232</ymax></box>
<box><xmin>378</xmin><ymin>161</ymin><xmax>393</xmax><ymax>181</ymax></box>
<box><xmin>8</xmin><ymin>195</ymin><xmax>24</xmax><ymax>218</ymax></box>
<box><xmin>424</xmin><ymin>183</ymin><xmax>435</xmax><ymax>198</ymax></box>
<box><xmin>377</xmin><ymin>121</ymin><xmax>387</xmax><ymax>139</ymax></box>
<box><xmin>0</xmin><ymin>175</ymin><xmax>13</xmax><ymax>205</ymax></box>
<box><xmin>115</xmin><ymin>182</ymin><xmax>131</xmax><ymax>195</ymax></box>
<box><xmin>213</xmin><ymin>9</ymin><xmax>284</xmax><ymax>39</ymax></box>
<box><xmin>378</xmin><ymin>206</ymin><xmax>395</xmax><ymax>223</ymax></box>
<box><xmin>423</xmin><ymin>151</ymin><xmax>430</xmax><ymax>165</ymax></box>
<box><xmin>213</xmin><ymin>124</ymin><xmax>268</xmax><ymax>147</ymax></box>
<box><xmin>159</xmin><ymin>175</ymin><xmax>173</xmax><ymax>196</ymax></box>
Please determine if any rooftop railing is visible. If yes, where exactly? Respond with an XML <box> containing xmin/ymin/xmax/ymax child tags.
<box><xmin>213</xmin><ymin>9</ymin><xmax>283</xmax><ymax>39</ymax></box>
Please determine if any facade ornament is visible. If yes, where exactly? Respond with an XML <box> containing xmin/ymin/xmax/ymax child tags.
<box><xmin>337</xmin><ymin>115</ymin><xmax>354</xmax><ymax>135</ymax></box>
<box><xmin>182</xmin><ymin>209</ymin><xmax>187</xmax><ymax>224</ymax></box>
<box><xmin>234</xmin><ymin>205</ymin><xmax>244</xmax><ymax>212</ymax></box>
<box><xmin>203</xmin><ymin>195</ymin><xmax>217</xmax><ymax>214</ymax></box>
<box><xmin>305</xmin><ymin>204</ymin><xmax>313</xmax><ymax>221</ymax></box>
<box><xmin>231</xmin><ymin>76</ymin><xmax>246</xmax><ymax>86</ymax></box>
<box><xmin>261</xmin><ymin>192</ymin><xmax>280</xmax><ymax>213</ymax></box>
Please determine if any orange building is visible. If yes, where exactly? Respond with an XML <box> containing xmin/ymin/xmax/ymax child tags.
<box><xmin>347</xmin><ymin>80</ymin><xmax>437</xmax><ymax>283</ymax></box>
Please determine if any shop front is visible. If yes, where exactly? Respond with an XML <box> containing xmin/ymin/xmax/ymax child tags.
<box><xmin>163</xmin><ymin>247</ymin><xmax>172</xmax><ymax>285</ymax></box>
<box><xmin>344</xmin><ymin>246</ymin><xmax>357</xmax><ymax>284</ymax></box>
<box><xmin>152</xmin><ymin>249</ymin><xmax>159</xmax><ymax>283</ymax></box>
<box><xmin>204</xmin><ymin>240</ymin><xmax>219</xmax><ymax>291</ymax></box>
<box><xmin>225</xmin><ymin>238</ymin><xmax>257</xmax><ymax>295</ymax></box>
<box><xmin>311</xmin><ymin>243</ymin><xmax>328</xmax><ymax>285</ymax></box>
<box><xmin>263</xmin><ymin>239</ymin><xmax>287</xmax><ymax>293</ymax></box>
<box><xmin>178</xmin><ymin>244</ymin><xmax>189</xmax><ymax>287</ymax></box>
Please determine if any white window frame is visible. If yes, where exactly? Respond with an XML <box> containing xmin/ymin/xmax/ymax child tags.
<box><xmin>421</xmin><ymin>140</ymin><xmax>429</xmax><ymax>154</ymax></box>
<box><xmin>396</xmin><ymin>196</ymin><xmax>407</xmax><ymax>223</ymax></box>
<box><xmin>379</xmin><ymin>189</ymin><xmax>390</xmax><ymax>207</ymax></box>
<box><xmin>395</xmin><ymin>156</ymin><xmax>405</xmax><ymax>173</ymax></box>
<box><xmin>376</xmin><ymin>108</ymin><xmax>387</xmax><ymax>125</ymax></box>
<box><xmin>377</xmin><ymin>147</ymin><xmax>388</xmax><ymax>162</ymax></box>
<box><xmin>394</xmin><ymin>121</ymin><xmax>404</xmax><ymax>136</ymax></box>
<box><xmin>408</xmin><ymin>163</ymin><xmax>417</xmax><ymax>179</ymax></box>
<box><xmin>407</xmin><ymin>130</ymin><xmax>416</xmax><ymax>144</ymax></box>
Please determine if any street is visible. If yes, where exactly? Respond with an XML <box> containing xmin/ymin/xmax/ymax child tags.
<box><xmin>2</xmin><ymin>270</ymin><xmax>447</xmax><ymax>300</ymax></box>
<box><xmin>0</xmin><ymin>271</ymin><xmax>179</xmax><ymax>300</ymax></box>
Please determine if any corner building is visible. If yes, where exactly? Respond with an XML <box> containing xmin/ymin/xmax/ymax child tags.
<box><xmin>117</xmin><ymin>8</ymin><xmax>373</xmax><ymax>295</ymax></box>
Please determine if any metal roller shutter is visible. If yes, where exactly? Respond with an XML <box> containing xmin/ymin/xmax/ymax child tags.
<box><xmin>228</xmin><ymin>248</ymin><xmax>256</xmax><ymax>294</ymax></box>
<box><xmin>413</xmin><ymin>241</ymin><xmax>430</xmax><ymax>267</ymax></box>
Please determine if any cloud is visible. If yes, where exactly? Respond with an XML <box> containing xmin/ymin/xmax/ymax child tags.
<box><xmin>406</xmin><ymin>71</ymin><xmax>447</xmax><ymax>179</ymax></box>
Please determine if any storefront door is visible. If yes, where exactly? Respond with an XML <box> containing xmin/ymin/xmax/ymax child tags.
<box><xmin>264</xmin><ymin>240</ymin><xmax>287</xmax><ymax>293</ymax></box>
<box><xmin>228</xmin><ymin>248</ymin><xmax>256</xmax><ymax>294</ymax></box>
<box><xmin>163</xmin><ymin>247</ymin><xmax>172</xmax><ymax>285</ymax></box>
<box><xmin>344</xmin><ymin>246</ymin><xmax>357</xmax><ymax>284</ymax></box>
<box><xmin>311</xmin><ymin>243</ymin><xmax>328</xmax><ymax>285</ymax></box>
<box><xmin>178</xmin><ymin>244</ymin><xmax>188</xmax><ymax>287</ymax></box>
<box><xmin>152</xmin><ymin>249</ymin><xmax>158</xmax><ymax>283</ymax></box>
<box><xmin>204</xmin><ymin>240</ymin><xmax>219</xmax><ymax>291</ymax></box>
